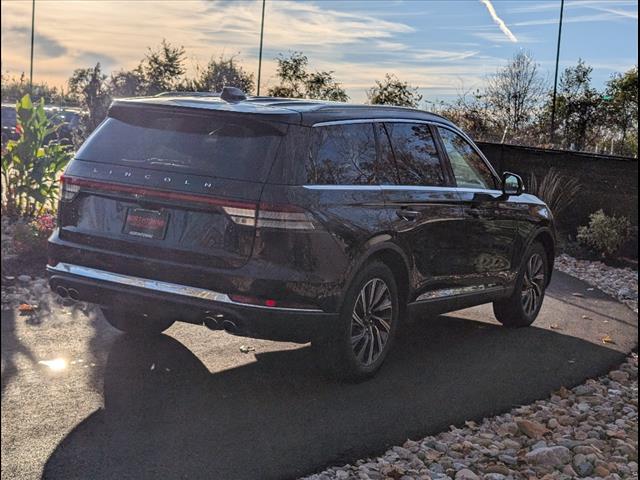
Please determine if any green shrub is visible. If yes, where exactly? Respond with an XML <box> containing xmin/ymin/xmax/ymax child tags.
<box><xmin>1</xmin><ymin>95</ymin><xmax>72</xmax><ymax>218</ymax></box>
<box><xmin>577</xmin><ymin>209</ymin><xmax>632</xmax><ymax>258</ymax></box>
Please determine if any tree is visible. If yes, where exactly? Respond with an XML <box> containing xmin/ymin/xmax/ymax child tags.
<box><xmin>367</xmin><ymin>74</ymin><xmax>423</xmax><ymax>108</ymax></box>
<box><xmin>546</xmin><ymin>60</ymin><xmax>602</xmax><ymax>151</ymax></box>
<box><xmin>139</xmin><ymin>39</ymin><xmax>187</xmax><ymax>95</ymax></box>
<box><xmin>484</xmin><ymin>51</ymin><xmax>546</xmax><ymax>138</ymax></box>
<box><xmin>604</xmin><ymin>66</ymin><xmax>638</xmax><ymax>156</ymax></box>
<box><xmin>109</xmin><ymin>68</ymin><xmax>145</xmax><ymax>98</ymax></box>
<box><xmin>1</xmin><ymin>73</ymin><xmax>74</xmax><ymax>106</ymax></box>
<box><xmin>68</xmin><ymin>63</ymin><xmax>111</xmax><ymax>132</ymax></box>
<box><xmin>268</xmin><ymin>52</ymin><xmax>348</xmax><ymax>101</ymax></box>
<box><xmin>193</xmin><ymin>55</ymin><xmax>255</xmax><ymax>94</ymax></box>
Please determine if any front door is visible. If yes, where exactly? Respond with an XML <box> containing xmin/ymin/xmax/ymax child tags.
<box><xmin>378</xmin><ymin>122</ymin><xmax>469</xmax><ymax>298</ymax></box>
<box><xmin>435</xmin><ymin>126</ymin><xmax>519</xmax><ymax>289</ymax></box>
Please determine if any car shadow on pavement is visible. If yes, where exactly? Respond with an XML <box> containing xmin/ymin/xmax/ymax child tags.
<box><xmin>41</xmin><ymin>315</ymin><xmax>627</xmax><ymax>480</ymax></box>
<box><xmin>1</xmin><ymin>309</ymin><xmax>37</xmax><ymax>398</ymax></box>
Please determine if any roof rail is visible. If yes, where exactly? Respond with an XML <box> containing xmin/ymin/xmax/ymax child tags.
<box><xmin>154</xmin><ymin>91</ymin><xmax>221</xmax><ymax>98</ymax></box>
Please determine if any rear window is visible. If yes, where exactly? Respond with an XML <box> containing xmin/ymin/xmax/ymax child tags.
<box><xmin>306</xmin><ymin>124</ymin><xmax>378</xmax><ymax>185</ymax></box>
<box><xmin>384</xmin><ymin>123</ymin><xmax>445</xmax><ymax>187</ymax></box>
<box><xmin>76</xmin><ymin>110</ymin><xmax>284</xmax><ymax>182</ymax></box>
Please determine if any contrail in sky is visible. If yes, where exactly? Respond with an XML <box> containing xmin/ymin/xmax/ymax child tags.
<box><xmin>480</xmin><ymin>0</ymin><xmax>518</xmax><ymax>42</ymax></box>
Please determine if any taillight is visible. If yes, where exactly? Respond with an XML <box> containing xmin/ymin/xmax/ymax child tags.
<box><xmin>60</xmin><ymin>176</ymin><xmax>80</xmax><ymax>201</ymax></box>
<box><xmin>255</xmin><ymin>202</ymin><xmax>315</xmax><ymax>230</ymax></box>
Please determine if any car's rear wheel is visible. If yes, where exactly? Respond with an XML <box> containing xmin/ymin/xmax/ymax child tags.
<box><xmin>101</xmin><ymin>308</ymin><xmax>175</xmax><ymax>335</ymax></box>
<box><xmin>493</xmin><ymin>242</ymin><xmax>548</xmax><ymax>327</ymax></box>
<box><xmin>316</xmin><ymin>261</ymin><xmax>399</xmax><ymax>381</ymax></box>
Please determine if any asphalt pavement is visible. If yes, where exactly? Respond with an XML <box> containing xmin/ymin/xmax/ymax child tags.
<box><xmin>1</xmin><ymin>271</ymin><xmax>637</xmax><ymax>480</ymax></box>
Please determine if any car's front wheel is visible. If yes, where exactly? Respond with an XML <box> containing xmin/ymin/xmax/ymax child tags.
<box><xmin>493</xmin><ymin>241</ymin><xmax>548</xmax><ymax>327</ymax></box>
<box><xmin>316</xmin><ymin>261</ymin><xmax>399</xmax><ymax>381</ymax></box>
<box><xmin>101</xmin><ymin>308</ymin><xmax>175</xmax><ymax>335</ymax></box>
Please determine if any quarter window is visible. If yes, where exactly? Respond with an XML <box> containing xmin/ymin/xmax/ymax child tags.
<box><xmin>438</xmin><ymin>128</ymin><xmax>496</xmax><ymax>189</ymax></box>
<box><xmin>384</xmin><ymin>123</ymin><xmax>445</xmax><ymax>186</ymax></box>
<box><xmin>306</xmin><ymin>124</ymin><xmax>378</xmax><ymax>185</ymax></box>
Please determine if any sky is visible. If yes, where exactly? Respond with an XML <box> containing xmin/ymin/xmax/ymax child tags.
<box><xmin>0</xmin><ymin>0</ymin><xmax>637</xmax><ymax>104</ymax></box>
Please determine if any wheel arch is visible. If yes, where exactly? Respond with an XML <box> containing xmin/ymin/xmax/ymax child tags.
<box><xmin>526</xmin><ymin>228</ymin><xmax>556</xmax><ymax>286</ymax></box>
<box><xmin>344</xmin><ymin>239</ymin><xmax>412</xmax><ymax>308</ymax></box>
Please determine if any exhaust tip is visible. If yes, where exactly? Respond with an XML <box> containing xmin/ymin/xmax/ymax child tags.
<box><xmin>56</xmin><ymin>286</ymin><xmax>69</xmax><ymax>298</ymax></box>
<box><xmin>222</xmin><ymin>320</ymin><xmax>238</xmax><ymax>334</ymax></box>
<box><xmin>67</xmin><ymin>288</ymin><xmax>80</xmax><ymax>301</ymax></box>
<box><xmin>204</xmin><ymin>315</ymin><xmax>223</xmax><ymax>330</ymax></box>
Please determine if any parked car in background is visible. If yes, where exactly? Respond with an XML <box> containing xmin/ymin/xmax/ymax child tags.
<box><xmin>44</xmin><ymin>106</ymin><xmax>81</xmax><ymax>144</ymax></box>
<box><xmin>1</xmin><ymin>103</ymin><xmax>19</xmax><ymax>143</ymax></box>
<box><xmin>47</xmin><ymin>88</ymin><xmax>556</xmax><ymax>380</ymax></box>
<box><xmin>1</xmin><ymin>103</ymin><xmax>80</xmax><ymax>145</ymax></box>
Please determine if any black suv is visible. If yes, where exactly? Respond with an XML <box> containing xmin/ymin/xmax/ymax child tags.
<box><xmin>47</xmin><ymin>88</ymin><xmax>555</xmax><ymax>379</ymax></box>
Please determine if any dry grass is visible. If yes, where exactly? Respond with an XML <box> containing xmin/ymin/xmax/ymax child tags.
<box><xmin>527</xmin><ymin>168</ymin><xmax>581</xmax><ymax>219</ymax></box>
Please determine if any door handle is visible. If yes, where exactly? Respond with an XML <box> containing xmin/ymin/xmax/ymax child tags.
<box><xmin>396</xmin><ymin>208</ymin><xmax>419</xmax><ymax>221</ymax></box>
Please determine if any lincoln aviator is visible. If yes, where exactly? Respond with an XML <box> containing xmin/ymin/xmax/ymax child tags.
<box><xmin>48</xmin><ymin>87</ymin><xmax>555</xmax><ymax>380</ymax></box>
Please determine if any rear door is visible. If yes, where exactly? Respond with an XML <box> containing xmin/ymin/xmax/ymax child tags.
<box><xmin>435</xmin><ymin>126</ymin><xmax>519</xmax><ymax>287</ymax></box>
<box><xmin>379</xmin><ymin>122</ymin><xmax>469</xmax><ymax>297</ymax></box>
<box><xmin>59</xmin><ymin>107</ymin><xmax>285</xmax><ymax>272</ymax></box>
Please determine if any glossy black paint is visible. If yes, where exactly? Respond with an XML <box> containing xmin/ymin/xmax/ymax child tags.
<box><xmin>48</xmin><ymin>95</ymin><xmax>555</xmax><ymax>342</ymax></box>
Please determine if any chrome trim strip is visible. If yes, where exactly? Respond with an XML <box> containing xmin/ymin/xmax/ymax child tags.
<box><xmin>312</xmin><ymin>118</ymin><xmax>442</xmax><ymax>127</ymax></box>
<box><xmin>303</xmin><ymin>184</ymin><xmax>502</xmax><ymax>195</ymax></box>
<box><xmin>48</xmin><ymin>262</ymin><xmax>324</xmax><ymax>313</ymax></box>
<box><xmin>414</xmin><ymin>284</ymin><xmax>499</xmax><ymax>302</ymax></box>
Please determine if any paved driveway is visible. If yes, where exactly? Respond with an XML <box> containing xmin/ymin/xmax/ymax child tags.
<box><xmin>1</xmin><ymin>271</ymin><xmax>637</xmax><ymax>480</ymax></box>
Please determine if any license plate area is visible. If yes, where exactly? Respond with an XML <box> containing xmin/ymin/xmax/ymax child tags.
<box><xmin>123</xmin><ymin>208</ymin><xmax>169</xmax><ymax>240</ymax></box>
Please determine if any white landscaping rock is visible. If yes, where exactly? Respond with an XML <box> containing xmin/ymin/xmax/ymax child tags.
<box><xmin>555</xmin><ymin>253</ymin><xmax>638</xmax><ymax>312</ymax></box>
<box><xmin>302</xmin><ymin>354</ymin><xmax>638</xmax><ymax>479</ymax></box>
<box><xmin>524</xmin><ymin>446</ymin><xmax>572</xmax><ymax>466</ymax></box>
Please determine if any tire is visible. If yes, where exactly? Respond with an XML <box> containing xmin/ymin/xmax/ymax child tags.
<box><xmin>493</xmin><ymin>241</ymin><xmax>548</xmax><ymax>328</ymax></box>
<box><xmin>315</xmin><ymin>261</ymin><xmax>400</xmax><ymax>381</ymax></box>
<box><xmin>101</xmin><ymin>308</ymin><xmax>175</xmax><ymax>335</ymax></box>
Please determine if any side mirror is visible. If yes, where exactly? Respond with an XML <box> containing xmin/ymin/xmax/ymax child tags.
<box><xmin>502</xmin><ymin>172</ymin><xmax>524</xmax><ymax>197</ymax></box>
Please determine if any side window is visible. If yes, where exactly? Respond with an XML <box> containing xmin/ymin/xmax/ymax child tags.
<box><xmin>306</xmin><ymin>124</ymin><xmax>377</xmax><ymax>185</ymax></box>
<box><xmin>438</xmin><ymin>127</ymin><xmax>496</xmax><ymax>189</ymax></box>
<box><xmin>384</xmin><ymin>123</ymin><xmax>445</xmax><ymax>186</ymax></box>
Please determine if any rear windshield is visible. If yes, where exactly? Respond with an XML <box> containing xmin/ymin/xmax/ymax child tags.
<box><xmin>76</xmin><ymin>109</ymin><xmax>284</xmax><ymax>182</ymax></box>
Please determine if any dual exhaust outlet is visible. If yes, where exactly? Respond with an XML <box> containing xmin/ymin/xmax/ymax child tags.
<box><xmin>204</xmin><ymin>314</ymin><xmax>239</xmax><ymax>334</ymax></box>
<box><xmin>56</xmin><ymin>286</ymin><xmax>80</xmax><ymax>301</ymax></box>
<box><xmin>55</xmin><ymin>285</ymin><xmax>240</xmax><ymax>334</ymax></box>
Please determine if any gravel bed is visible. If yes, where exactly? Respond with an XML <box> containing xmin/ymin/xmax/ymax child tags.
<box><xmin>555</xmin><ymin>254</ymin><xmax>638</xmax><ymax>313</ymax></box>
<box><xmin>304</xmin><ymin>255</ymin><xmax>638</xmax><ymax>480</ymax></box>
<box><xmin>303</xmin><ymin>354</ymin><xmax>638</xmax><ymax>480</ymax></box>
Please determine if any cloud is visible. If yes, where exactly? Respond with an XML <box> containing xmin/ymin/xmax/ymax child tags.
<box><xmin>589</xmin><ymin>6</ymin><xmax>638</xmax><ymax>19</ymax></box>
<box><xmin>4</xmin><ymin>26</ymin><xmax>68</xmax><ymax>57</ymax></box>
<box><xmin>479</xmin><ymin>0</ymin><xmax>518</xmax><ymax>42</ymax></box>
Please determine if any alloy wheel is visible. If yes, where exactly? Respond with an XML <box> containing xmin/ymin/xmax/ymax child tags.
<box><xmin>522</xmin><ymin>253</ymin><xmax>545</xmax><ymax>316</ymax></box>
<box><xmin>350</xmin><ymin>278</ymin><xmax>393</xmax><ymax>366</ymax></box>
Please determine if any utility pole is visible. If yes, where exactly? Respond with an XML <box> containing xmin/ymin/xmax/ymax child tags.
<box><xmin>256</xmin><ymin>0</ymin><xmax>266</xmax><ymax>96</ymax></box>
<box><xmin>550</xmin><ymin>0</ymin><xmax>564</xmax><ymax>145</ymax></box>
<box><xmin>29</xmin><ymin>0</ymin><xmax>36</xmax><ymax>93</ymax></box>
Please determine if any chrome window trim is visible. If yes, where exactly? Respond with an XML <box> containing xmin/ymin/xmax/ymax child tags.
<box><xmin>312</xmin><ymin>118</ymin><xmax>443</xmax><ymax>127</ymax></box>
<box><xmin>48</xmin><ymin>262</ymin><xmax>324</xmax><ymax>313</ymax></box>
<box><xmin>309</xmin><ymin>117</ymin><xmax>501</xmax><ymax>190</ymax></box>
<box><xmin>303</xmin><ymin>184</ymin><xmax>503</xmax><ymax>195</ymax></box>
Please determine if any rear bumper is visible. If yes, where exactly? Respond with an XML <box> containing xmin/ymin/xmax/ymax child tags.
<box><xmin>47</xmin><ymin>262</ymin><xmax>338</xmax><ymax>343</ymax></box>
